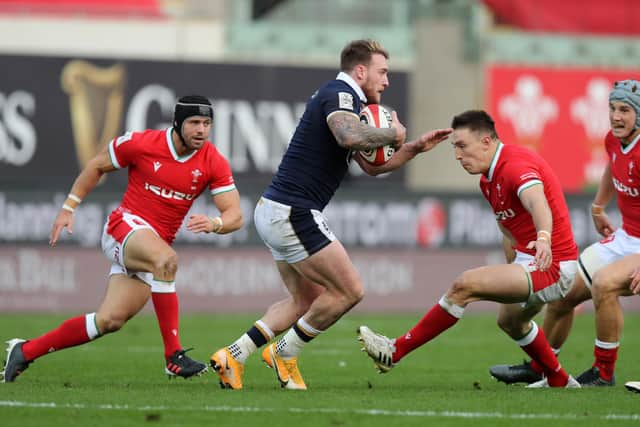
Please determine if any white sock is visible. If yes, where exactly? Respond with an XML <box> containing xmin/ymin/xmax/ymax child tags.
<box><xmin>274</xmin><ymin>318</ymin><xmax>323</xmax><ymax>359</ymax></box>
<box><xmin>85</xmin><ymin>313</ymin><xmax>100</xmax><ymax>340</ymax></box>
<box><xmin>275</xmin><ymin>328</ymin><xmax>306</xmax><ymax>359</ymax></box>
<box><xmin>228</xmin><ymin>334</ymin><xmax>257</xmax><ymax>364</ymax></box>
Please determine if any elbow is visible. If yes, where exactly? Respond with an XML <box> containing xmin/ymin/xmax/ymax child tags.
<box><xmin>228</xmin><ymin>213</ymin><xmax>244</xmax><ymax>233</ymax></box>
<box><xmin>339</xmin><ymin>134</ymin><xmax>364</xmax><ymax>151</ymax></box>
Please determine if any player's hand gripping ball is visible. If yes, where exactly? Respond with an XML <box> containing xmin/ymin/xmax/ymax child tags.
<box><xmin>359</xmin><ymin>104</ymin><xmax>395</xmax><ymax>166</ymax></box>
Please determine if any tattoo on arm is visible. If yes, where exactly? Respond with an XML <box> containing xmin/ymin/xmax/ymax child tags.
<box><xmin>328</xmin><ymin>112</ymin><xmax>396</xmax><ymax>151</ymax></box>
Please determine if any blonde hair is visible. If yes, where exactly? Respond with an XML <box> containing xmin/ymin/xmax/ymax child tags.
<box><xmin>340</xmin><ymin>39</ymin><xmax>389</xmax><ymax>72</ymax></box>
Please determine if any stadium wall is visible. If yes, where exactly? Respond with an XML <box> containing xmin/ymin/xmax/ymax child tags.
<box><xmin>7</xmin><ymin>245</ymin><xmax>640</xmax><ymax>314</ymax></box>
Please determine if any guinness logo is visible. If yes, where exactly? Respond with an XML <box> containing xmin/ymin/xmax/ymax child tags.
<box><xmin>61</xmin><ymin>60</ymin><xmax>126</xmax><ymax>179</ymax></box>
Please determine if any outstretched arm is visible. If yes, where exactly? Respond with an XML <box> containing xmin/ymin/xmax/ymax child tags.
<box><xmin>49</xmin><ymin>146</ymin><xmax>116</xmax><ymax>246</ymax></box>
<box><xmin>355</xmin><ymin>128</ymin><xmax>453</xmax><ymax>176</ymax></box>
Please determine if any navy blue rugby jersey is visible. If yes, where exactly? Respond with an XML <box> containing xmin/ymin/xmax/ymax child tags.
<box><xmin>263</xmin><ymin>73</ymin><xmax>366</xmax><ymax>210</ymax></box>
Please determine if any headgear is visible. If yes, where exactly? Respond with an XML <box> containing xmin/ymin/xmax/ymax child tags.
<box><xmin>173</xmin><ymin>95</ymin><xmax>214</xmax><ymax>142</ymax></box>
<box><xmin>609</xmin><ymin>80</ymin><xmax>640</xmax><ymax>128</ymax></box>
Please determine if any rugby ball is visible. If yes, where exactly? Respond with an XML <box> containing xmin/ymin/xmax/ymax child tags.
<box><xmin>359</xmin><ymin>104</ymin><xmax>395</xmax><ymax>166</ymax></box>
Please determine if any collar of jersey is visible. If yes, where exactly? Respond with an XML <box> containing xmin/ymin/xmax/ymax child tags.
<box><xmin>620</xmin><ymin>131</ymin><xmax>640</xmax><ymax>155</ymax></box>
<box><xmin>485</xmin><ymin>141</ymin><xmax>504</xmax><ymax>182</ymax></box>
<box><xmin>336</xmin><ymin>72</ymin><xmax>367</xmax><ymax>103</ymax></box>
<box><xmin>166</xmin><ymin>127</ymin><xmax>199</xmax><ymax>163</ymax></box>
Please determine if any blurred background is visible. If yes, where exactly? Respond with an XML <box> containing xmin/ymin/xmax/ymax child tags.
<box><xmin>1</xmin><ymin>0</ymin><xmax>639</xmax><ymax>314</ymax></box>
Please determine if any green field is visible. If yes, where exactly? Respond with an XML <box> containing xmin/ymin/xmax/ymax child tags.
<box><xmin>1</xmin><ymin>311</ymin><xmax>639</xmax><ymax>426</ymax></box>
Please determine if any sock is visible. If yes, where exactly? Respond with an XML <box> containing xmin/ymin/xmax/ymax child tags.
<box><xmin>151</xmin><ymin>292</ymin><xmax>182</xmax><ymax>359</ymax></box>
<box><xmin>275</xmin><ymin>318</ymin><xmax>321</xmax><ymax>359</ymax></box>
<box><xmin>228</xmin><ymin>320</ymin><xmax>275</xmax><ymax>364</ymax></box>
<box><xmin>517</xmin><ymin>322</ymin><xmax>568</xmax><ymax>387</ymax></box>
<box><xmin>529</xmin><ymin>347</ymin><xmax>559</xmax><ymax>374</ymax></box>
<box><xmin>593</xmin><ymin>339</ymin><xmax>619</xmax><ymax>381</ymax></box>
<box><xmin>393</xmin><ymin>296</ymin><xmax>463</xmax><ymax>363</ymax></box>
<box><xmin>529</xmin><ymin>359</ymin><xmax>544</xmax><ymax>374</ymax></box>
<box><xmin>22</xmin><ymin>314</ymin><xmax>99</xmax><ymax>361</ymax></box>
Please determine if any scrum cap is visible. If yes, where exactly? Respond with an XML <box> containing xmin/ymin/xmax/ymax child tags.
<box><xmin>609</xmin><ymin>80</ymin><xmax>640</xmax><ymax>128</ymax></box>
<box><xmin>173</xmin><ymin>95</ymin><xmax>214</xmax><ymax>141</ymax></box>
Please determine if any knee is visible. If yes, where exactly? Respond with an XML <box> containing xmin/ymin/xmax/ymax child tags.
<box><xmin>591</xmin><ymin>271</ymin><xmax>617</xmax><ymax>299</ymax></box>
<box><xmin>347</xmin><ymin>282</ymin><xmax>365</xmax><ymax>305</ymax></box>
<box><xmin>152</xmin><ymin>250</ymin><xmax>178</xmax><ymax>280</ymax></box>
<box><xmin>447</xmin><ymin>272</ymin><xmax>473</xmax><ymax>306</ymax></box>
<box><xmin>336</xmin><ymin>281</ymin><xmax>365</xmax><ymax>309</ymax></box>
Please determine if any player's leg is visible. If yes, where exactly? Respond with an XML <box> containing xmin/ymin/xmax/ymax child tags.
<box><xmin>291</xmin><ymin>241</ymin><xmax>364</xmax><ymax>328</ymax></box>
<box><xmin>358</xmin><ymin>263</ymin><xmax>529</xmax><ymax>373</ymax></box>
<box><xmin>122</xmin><ymin>228</ymin><xmax>207</xmax><ymax>378</ymax></box>
<box><xmin>496</xmin><ymin>302</ymin><xmax>573</xmax><ymax>387</ymax></box>
<box><xmin>1</xmin><ymin>274</ymin><xmax>148</xmax><ymax>383</ymax></box>
<box><xmin>263</xmin><ymin>241</ymin><xmax>364</xmax><ymax>390</ymax></box>
<box><xmin>212</xmin><ymin>197</ymin><xmax>329</xmax><ymax>389</ymax></box>
<box><xmin>261</xmin><ymin>261</ymin><xmax>325</xmax><ymax>332</ymax></box>
<box><xmin>95</xmin><ymin>274</ymin><xmax>151</xmax><ymax>333</ymax></box>
<box><xmin>577</xmin><ymin>253</ymin><xmax>639</xmax><ymax>386</ymax></box>
<box><xmin>490</xmin><ymin>275</ymin><xmax>592</xmax><ymax>384</ymax></box>
<box><xmin>402</xmin><ymin>263</ymin><xmax>530</xmax><ymax>356</ymax></box>
<box><xmin>211</xmin><ymin>262</ymin><xmax>323</xmax><ymax>389</ymax></box>
<box><xmin>543</xmin><ymin>274</ymin><xmax>592</xmax><ymax>348</ymax></box>
<box><xmin>123</xmin><ymin>229</ymin><xmax>182</xmax><ymax>357</ymax></box>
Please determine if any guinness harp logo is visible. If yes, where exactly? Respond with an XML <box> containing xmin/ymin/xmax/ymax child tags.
<box><xmin>61</xmin><ymin>60</ymin><xmax>125</xmax><ymax>174</ymax></box>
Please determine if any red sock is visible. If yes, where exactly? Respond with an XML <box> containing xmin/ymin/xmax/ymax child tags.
<box><xmin>394</xmin><ymin>304</ymin><xmax>459</xmax><ymax>362</ymax></box>
<box><xmin>530</xmin><ymin>359</ymin><xmax>544</xmax><ymax>375</ymax></box>
<box><xmin>521</xmin><ymin>328</ymin><xmax>568</xmax><ymax>387</ymax></box>
<box><xmin>594</xmin><ymin>345</ymin><xmax>618</xmax><ymax>381</ymax></box>
<box><xmin>151</xmin><ymin>292</ymin><xmax>182</xmax><ymax>359</ymax></box>
<box><xmin>22</xmin><ymin>316</ymin><xmax>90</xmax><ymax>361</ymax></box>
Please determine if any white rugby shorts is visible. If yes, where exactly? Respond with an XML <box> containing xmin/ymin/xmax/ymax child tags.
<box><xmin>513</xmin><ymin>251</ymin><xmax>578</xmax><ymax>306</ymax></box>
<box><xmin>578</xmin><ymin>228</ymin><xmax>640</xmax><ymax>289</ymax></box>
<box><xmin>101</xmin><ymin>210</ymin><xmax>158</xmax><ymax>286</ymax></box>
<box><xmin>254</xmin><ymin>197</ymin><xmax>335</xmax><ymax>263</ymax></box>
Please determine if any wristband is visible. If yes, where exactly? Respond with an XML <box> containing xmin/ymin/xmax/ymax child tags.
<box><xmin>536</xmin><ymin>230</ymin><xmax>551</xmax><ymax>243</ymax></box>
<box><xmin>209</xmin><ymin>216</ymin><xmax>223</xmax><ymax>233</ymax></box>
<box><xmin>62</xmin><ymin>204</ymin><xmax>75</xmax><ymax>213</ymax></box>
<box><xmin>591</xmin><ymin>203</ymin><xmax>604</xmax><ymax>216</ymax></box>
<box><xmin>68</xmin><ymin>193</ymin><xmax>82</xmax><ymax>203</ymax></box>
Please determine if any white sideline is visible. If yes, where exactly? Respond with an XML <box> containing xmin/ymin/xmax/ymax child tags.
<box><xmin>1</xmin><ymin>400</ymin><xmax>639</xmax><ymax>421</ymax></box>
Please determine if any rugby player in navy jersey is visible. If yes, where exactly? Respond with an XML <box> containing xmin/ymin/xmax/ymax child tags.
<box><xmin>210</xmin><ymin>39</ymin><xmax>452</xmax><ymax>390</ymax></box>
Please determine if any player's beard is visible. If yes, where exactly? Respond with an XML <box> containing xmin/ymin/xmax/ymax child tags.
<box><xmin>186</xmin><ymin>134</ymin><xmax>207</xmax><ymax>151</ymax></box>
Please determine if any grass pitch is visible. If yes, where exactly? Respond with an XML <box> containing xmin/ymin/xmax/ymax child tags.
<box><xmin>1</xmin><ymin>311</ymin><xmax>639</xmax><ymax>426</ymax></box>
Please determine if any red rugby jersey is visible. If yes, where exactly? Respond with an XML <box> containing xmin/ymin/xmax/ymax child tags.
<box><xmin>604</xmin><ymin>130</ymin><xmax>640</xmax><ymax>237</ymax></box>
<box><xmin>479</xmin><ymin>143</ymin><xmax>577</xmax><ymax>260</ymax></box>
<box><xmin>107</xmin><ymin>128</ymin><xmax>235</xmax><ymax>243</ymax></box>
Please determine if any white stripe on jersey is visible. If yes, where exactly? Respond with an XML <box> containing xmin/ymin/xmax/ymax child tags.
<box><xmin>517</xmin><ymin>179</ymin><xmax>542</xmax><ymax>196</ymax></box>
<box><xmin>211</xmin><ymin>183</ymin><xmax>236</xmax><ymax>195</ymax></box>
<box><xmin>108</xmin><ymin>140</ymin><xmax>123</xmax><ymax>169</ymax></box>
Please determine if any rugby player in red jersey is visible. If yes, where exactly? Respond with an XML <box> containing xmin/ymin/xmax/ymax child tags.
<box><xmin>1</xmin><ymin>95</ymin><xmax>242</xmax><ymax>382</ymax></box>
<box><xmin>490</xmin><ymin>80</ymin><xmax>640</xmax><ymax>389</ymax></box>
<box><xmin>358</xmin><ymin>110</ymin><xmax>580</xmax><ymax>388</ymax></box>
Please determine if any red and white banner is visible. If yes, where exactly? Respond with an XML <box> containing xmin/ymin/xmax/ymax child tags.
<box><xmin>487</xmin><ymin>65</ymin><xmax>640</xmax><ymax>192</ymax></box>
<box><xmin>482</xmin><ymin>0</ymin><xmax>640</xmax><ymax>36</ymax></box>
